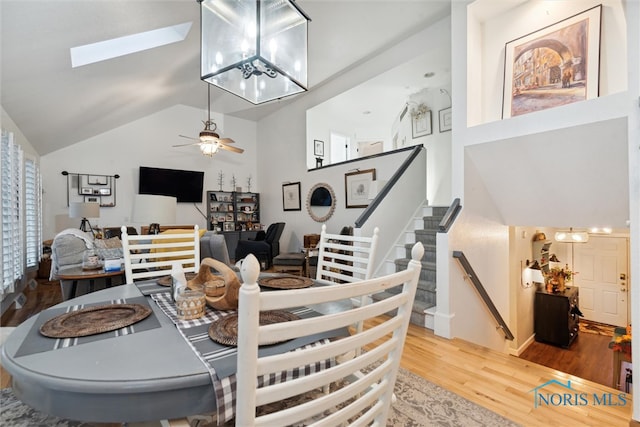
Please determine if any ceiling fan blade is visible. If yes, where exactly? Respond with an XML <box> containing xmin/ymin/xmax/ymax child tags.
<box><xmin>178</xmin><ymin>135</ymin><xmax>199</xmax><ymax>141</ymax></box>
<box><xmin>218</xmin><ymin>137</ymin><xmax>235</xmax><ymax>144</ymax></box>
<box><xmin>218</xmin><ymin>144</ymin><xmax>244</xmax><ymax>154</ymax></box>
<box><xmin>172</xmin><ymin>142</ymin><xmax>201</xmax><ymax>147</ymax></box>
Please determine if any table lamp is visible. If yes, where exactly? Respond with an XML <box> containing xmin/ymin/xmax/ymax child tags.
<box><xmin>132</xmin><ymin>194</ymin><xmax>177</xmax><ymax>234</ymax></box>
<box><xmin>69</xmin><ymin>202</ymin><xmax>100</xmax><ymax>235</ymax></box>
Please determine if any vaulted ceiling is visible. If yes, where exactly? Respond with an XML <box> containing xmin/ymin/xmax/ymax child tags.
<box><xmin>1</xmin><ymin>0</ymin><xmax>451</xmax><ymax>155</ymax></box>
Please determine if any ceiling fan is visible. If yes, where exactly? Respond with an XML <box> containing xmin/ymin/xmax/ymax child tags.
<box><xmin>173</xmin><ymin>85</ymin><xmax>244</xmax><ymax>157</ymax></box>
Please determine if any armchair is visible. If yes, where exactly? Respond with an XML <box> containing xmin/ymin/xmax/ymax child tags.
<box><xmin>234</xmin><ymin>222</ymin><xmax>285</xmax><ymax>269</ymax></box>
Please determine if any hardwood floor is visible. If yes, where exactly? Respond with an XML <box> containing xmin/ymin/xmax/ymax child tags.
<box><xmin>519</xmin><ymin>333</ymin><xmax>614</xmax><ymax>387</ymax></box>
<box><xmin>1</xmin><ymin>280</ymin><xmax>633</xmax><ymax>426</ymax></box>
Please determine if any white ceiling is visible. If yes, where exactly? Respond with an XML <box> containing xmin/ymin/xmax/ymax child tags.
<box><xmin>1</xmin><ymin>0</ymin><xmax>451</xmax><ymax>155</ymax></box>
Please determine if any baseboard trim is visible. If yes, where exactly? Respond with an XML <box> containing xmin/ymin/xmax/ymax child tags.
<box><xmin>509</xmin><ymin>333</ymin><xmax>535</xmax><ymax>356</ymax></box>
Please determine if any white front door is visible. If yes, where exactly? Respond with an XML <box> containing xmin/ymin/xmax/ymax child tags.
<box><xmin>573</xmin><ymin>236</ymin><xmax>629</xmax><ymax>327</ymax></box>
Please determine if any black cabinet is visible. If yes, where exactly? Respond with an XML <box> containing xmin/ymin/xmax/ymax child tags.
<box><xmin>534</xmin><ymin>286</ymin><xmax>579</xmax><ymax>348</ymax></box>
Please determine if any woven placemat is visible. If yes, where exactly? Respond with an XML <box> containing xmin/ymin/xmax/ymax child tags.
<box><xmin>40</xmin><ymin>304</ymin><xmax>152</xmax><ymax>338</ymax></box>
<box><xmin>208</xmin><ymin>310</ymin><xmax>299</xmax><ymax>346</ymax></box>
<box><xmin>156</xmin><ymin>272</ymin><xmax>197</xmax><ymax>286</ymax></box>
<box><xmin>258</xmin><ymin>275</ymin><xmax>313</xmax><ymax>289</ymax></box>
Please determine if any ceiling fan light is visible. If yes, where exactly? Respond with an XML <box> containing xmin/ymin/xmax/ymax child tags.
<box><xmin>200</xmin><ymin>142</ymin><xmax>219</xmax><ymax>156</ymax></box>
<box><xmin>200</xmin><ymin>0</ymin><xmax>310</xmax><ymax>104</ymax></box>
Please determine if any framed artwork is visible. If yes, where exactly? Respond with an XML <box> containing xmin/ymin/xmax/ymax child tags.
<box><xmin>223</xmin><ymin>222</ymin><xmax>234</xmax><ymax>232</ymax></box>
<box><xmin>313</xmin><ymin>140</ymin><xmax>324</xmax><ymax>157</ymax></box>
<box><xmin>502</xmin><ymin>5</ymin><xmax>602</xmax><ymax>119</ymax></box>
<box><xmin>439</xmin><ymin>108</ymin><xmax>452</xmax><ymax>132</ymax></box>
<box><xmin>210</xmin><ymin>193</ymin><xmax>217</xmax><ymax>201</ymax></box>
<box><xmin>282</xmin><ymin>182</ymin><xmax>301</xmax><ymax>211</ymax></box>
<box><xmin>84</xmin><ymin>196</ymin><xmax>99</xmax><ymax>203</ymax></box>
<box><xmin>98</xmin><ymin>188</ymin><xmax>111</xmax><ymax>195</ymax></box>
<box><xmin>87</xmin><ymin>175</ymin><xmax>108</xmax><ymax>185</ymax></box>
<box><xmin>344</xmin><ymin>169</ymin><xmax>376</xmax><ymax>209</ymax></box>
<box><xmin>80</xmin><ymin>187</ymin><xmax>93</xmax><ymax>195</ymax></box>
<box><xmin>412</xmin><ymin>110</ymin><xmax>432</xmax><ymax>138</ymax></box>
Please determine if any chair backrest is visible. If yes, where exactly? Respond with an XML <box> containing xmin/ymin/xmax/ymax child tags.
<box><xmin>120</xmin><ymin>225</ymin><xmax>200</xmax><ymax>283</ymax></box>
<box><xmin>315</xmin><ymin>224</ymin><xmax>379</xmax><ymax>285</ymax></box>
<box><xmin>235</xmin><ymin>242</ymin><xmax>424</xmax><ymax>427</ymax></box>
<box><xmin>102</xmin><ymin>226</ymin><xmax>137</xmax><ymax>240</ymax></box>
<box><xmin>49</xmin><ymin>229</ymin><xmax>94</xmax><ymax>279</ymax></box>
<box><xmin>200</xmin><ymin>232</ymin><xmax>232</xmax><ymax>266</ymax></box>
<box><xmin>265</xmin><ymin>222</ymin><xmax>285</xmax><ymax>244</ymax></box>
<box><xmin>265</xmin><ymin>222</ymin><xmax>285</xmax><ymax>259</ymax></box>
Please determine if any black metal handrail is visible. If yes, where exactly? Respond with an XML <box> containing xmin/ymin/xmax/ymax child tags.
<box><xmin>355</xmin><ymin>145</ymin><xmax>424</xmax><ymax>228</ymax></box>
<box><xmin>438</xmin><ymin>198</ymin><xmax>461</xmax><ymax>233</ymax></box>
<box><xmin>452</xmin><ymin>251</ymin><xmax>514</xmax><ymax>341</ymax></box>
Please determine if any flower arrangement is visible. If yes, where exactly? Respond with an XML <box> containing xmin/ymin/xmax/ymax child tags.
<box><xmin>612</xmin><ymin>324</ymin><xmax>632</xmax><ymax>355</ymax></box>
<box><xmin>410</xmin><ymin>103</ymin><xmax>429</xmax><ymax>120</ymax></box>
<box><xmin>544</xmin><ymin>264</ymin><xmax>576</xmax><ymax>292</ymax></box>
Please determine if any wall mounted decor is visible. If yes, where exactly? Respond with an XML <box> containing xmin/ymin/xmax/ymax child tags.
<box><xmin>439</xmin><ymin>108</ymin><xmax>452</xmax><ymax>132</ymax></box>
<box><xmin>502</xmin><ymin>5</ymin><xmax>602</xmax><ymax>119</ymax></box>
<box><xmin>344</xmin><ymin>169</ymin><xmax>376</xmax><ymax>209</ymax></box>
<box><xmin>313</xmin><ymin>140</ymin><xmax>324</xmax><ymax>157</ymax></box>
<box><xmin>282</xmin><ymin>182</ymin><xmax>302</xmax><ymax>211</ymax></box>
<box><xmin>62</xmin><ymin>171</ymin><xmax>118</xmax><ymax>207</ymax></box>
<box><xmin>412</xmin><ymin>110</ymin><xmax>432</xmax><ymax>138</ymax></box>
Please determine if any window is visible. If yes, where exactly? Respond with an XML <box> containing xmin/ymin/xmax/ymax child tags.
<box><xmin>25</xmin><ymin>157</ymin><xmax>42</xmax><ymax>268</ymax></box>
<box><xmin>1</xmin><ymin>129</ymin><xmax>24</xmax><ymax>295</ymax></box>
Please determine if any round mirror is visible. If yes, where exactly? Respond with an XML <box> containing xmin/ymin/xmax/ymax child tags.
<box><xmin>307</xmin><ymin>183</ymin><xmax>336</xmax><ymax>223</ymax></box>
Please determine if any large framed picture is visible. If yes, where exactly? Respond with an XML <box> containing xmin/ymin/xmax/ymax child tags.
<box><xmin>344</xmin><ymin>169</ymin><xmax>376</xmax><ymax>209</ymax></box>
<box><xmin>502</xmin><ymin>5</ymin><xmax>602</xmax><ymax>119</ymax></box>
<box><xmin>282</xmin><ymin>182</ymin><xmax>301</xmax><ymax>211</ymax></box>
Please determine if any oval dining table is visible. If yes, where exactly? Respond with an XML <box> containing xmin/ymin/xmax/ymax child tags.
<box><xmin>0</xmin><ymin>283</ymin><xmax>216</xmax><ymax>423</ymax></box>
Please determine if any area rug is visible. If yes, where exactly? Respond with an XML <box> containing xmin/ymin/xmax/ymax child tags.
<box><xmin>579</xmin><ymin>319</ymin><xmax>616</xmax><ymax>336</ymax></box>
<box><xmin>1</xmin><ymin>368</ymin><xmax>519</xmax><ymax>427</ymax></box>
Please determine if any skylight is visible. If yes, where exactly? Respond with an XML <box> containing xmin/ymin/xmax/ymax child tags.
<box><xmin>70</xmin><ymin>22</ymin><xmax>192</xmax><ymax>68</ymax></box>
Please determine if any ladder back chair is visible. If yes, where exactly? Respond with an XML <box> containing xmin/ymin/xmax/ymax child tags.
<box><xmin>235</xmin><ymin>242</ymin><xmax>423</xmax><ymax>427</ymax></box>
<box><xmin>120</xmin><ymin>225</ymin><xmax>200</xmax><ymax>283</ymax></box>
<box><xmin>315</xmin><ymin>224</ymin><xmax>379</xmax><ymax>285</ymax></box>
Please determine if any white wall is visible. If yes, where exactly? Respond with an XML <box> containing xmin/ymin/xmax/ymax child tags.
<box><xmin>2</xmin><ymin>106</ymin><xmax>38</xmax><ymax>156</ymax></box>
<box><xmin>470</xmin><ymin>0</ymin><xmax>627</xmax><ymax>127</ymax></box>
<box><xmin>445</xmin><ymin>0</ymin><xmax>637</xmax><ymax>364</ymax></box>
<box><xmin>40</xmin><ymin>104</ymin><xmax>257</xmax><ymax>240</ymax></box>
<box><xmin>258</xmin><ymin>17</ymin><xmax>453</xmax><ymax>254</ymax></box>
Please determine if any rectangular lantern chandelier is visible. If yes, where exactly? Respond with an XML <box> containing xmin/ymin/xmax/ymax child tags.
<box><xmin>199</xmin><ymin>0</ymin><xmax>310</xmax><ymax>104</ymax></box>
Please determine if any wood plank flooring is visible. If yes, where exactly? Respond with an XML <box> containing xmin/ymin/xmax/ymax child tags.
<box><xmin>1</xmin><ymin>280</ymin><xmax>633</xmax><ymax>426</ymax></box>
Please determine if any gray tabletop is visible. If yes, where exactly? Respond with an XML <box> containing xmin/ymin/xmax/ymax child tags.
<box><xmin>0</xmin><ymin>283</ymin><xmax>216</xmax><ymax>423</ymax></box>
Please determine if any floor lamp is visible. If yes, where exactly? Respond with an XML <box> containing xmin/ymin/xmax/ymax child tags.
<box><xmin>132</xmin><ymin>194</ymin><xmax>177</xmax><ymax>234</ymax></box>
<box><xmin>69</xmin><ymin>202</ymin><xmax>100</xmax><ymax>235</ymax></box>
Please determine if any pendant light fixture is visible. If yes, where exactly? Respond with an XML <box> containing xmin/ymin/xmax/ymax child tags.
<box><xmin>199</xmin><ymin>0</ymin><xmax>311</xmax><ymax>104</ymax></box>
<box><xmin>554</xmin><ymin>228</ymin><xmax>589</xmax><ymax>243</ymax></box>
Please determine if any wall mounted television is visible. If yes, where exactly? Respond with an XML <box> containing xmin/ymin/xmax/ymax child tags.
<box><xmin>138</xmin><ymin>166</ymin><xmax>204</xmax><ymax>203</ymax></box>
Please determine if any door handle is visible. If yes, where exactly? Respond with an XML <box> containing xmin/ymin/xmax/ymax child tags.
<box><xmin>620</xmin><ymin>273</ymin><xmax>627</xmax><ymax>280</ymax></box>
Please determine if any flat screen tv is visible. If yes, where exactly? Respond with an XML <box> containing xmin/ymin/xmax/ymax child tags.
<box><xmin>138</xmin><ymin>166</ymin><xmax>204</xmax><ymax>203</ymax></box>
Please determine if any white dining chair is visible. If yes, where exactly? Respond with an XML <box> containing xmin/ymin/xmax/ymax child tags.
<box><xmin>314</xmin><ymin>224</ymin><xmax>380</xmax><ymax>285</ymax></box>
<box><xmin>235</xmin><ymin>242</ymin><xmax>423</xmax><ymax>427</ymax></box>
<box><xmin>120</xmin><ymin>225</ymin><xmax>200</xmax><ymax>283</ymax></box>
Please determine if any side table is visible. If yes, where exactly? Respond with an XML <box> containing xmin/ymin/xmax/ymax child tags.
<box><xmin>57</xmin><ymin>266</ymin><xmax>125</xmax><ymax>298</ymax></box>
